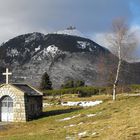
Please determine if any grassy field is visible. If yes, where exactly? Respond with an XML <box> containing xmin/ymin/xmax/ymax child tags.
<box><xmin>1</xmin><ymin>94</ymin><xmax>140</xmax><ymax>140</ymax></box>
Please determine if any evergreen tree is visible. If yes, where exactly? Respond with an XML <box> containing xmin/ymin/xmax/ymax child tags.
<box><xmin>40</xmin><ymin>72</ymin><xmax>52</xmax><ymax>90</ymax></box>
<box><xmin>75</xmin><ymin>80</ymin><xmax>85</xmax><ymax>87</ymax></box>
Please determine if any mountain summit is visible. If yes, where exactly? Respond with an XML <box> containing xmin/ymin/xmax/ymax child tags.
<box><xmin>53</xmin><ymin>26</ymin><xmax>85</xmax><ymax>38</ymax></box>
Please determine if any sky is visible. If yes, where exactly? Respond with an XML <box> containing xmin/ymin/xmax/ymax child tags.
<box><xmin>0</xmin><ymin>0</ymin><xmax>140</xmax><ymax>58</ymax></box>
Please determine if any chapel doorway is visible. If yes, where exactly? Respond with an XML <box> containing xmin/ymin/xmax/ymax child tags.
<box><xmin>0</xmin><ymin>96</ymin><xmax>13</xmax><ymax>122</ymax></box>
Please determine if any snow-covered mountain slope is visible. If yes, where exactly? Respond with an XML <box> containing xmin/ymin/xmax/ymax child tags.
<box><xmin>0</xmin><ymin>32</ymin><xmax>140</xmax><ymax>88</ymax></box>
<box><xmin>0</xmin><ymin>32</ymin><xmax>109</xmax><ymax>64</ymax></box>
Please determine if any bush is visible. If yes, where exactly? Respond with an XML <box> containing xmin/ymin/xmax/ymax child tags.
<box><xmin>75</xmin><ymin>80</ymin><xmax>85</xmax><ymax>87</ymax></box>
<box><xmin>43</xmin><ymin>86</ymin><xmax>106</xmax><ymax>97</ymax></box>
<box><xmin>130</xmin><ymin>84</ymin><xmax>140</xmax><ymax>93</ymax></box>
<box><xmin>61</xmin><ymin>80</ymin><xmax>85</xmax><ymax>89</ymax></box>
<box><xmin>77</xmin><ymin>87</ymin><xmax>106</xmax><ymax>97</ymax></box>
<box><xmin>61</xmin><ymin>80</ymin><xmax>74</xmax><ymax>88</ymax></box>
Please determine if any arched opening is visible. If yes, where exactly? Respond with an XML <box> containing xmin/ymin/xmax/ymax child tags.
<box><xmin>0</xmin><ymin>96</ymin><xmax>13</xmax><ymax>122</ymax></box>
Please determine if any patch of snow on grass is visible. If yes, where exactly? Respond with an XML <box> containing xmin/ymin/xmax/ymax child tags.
<box><xmin>43</xmin><ymin>103</ymin><xmax>51</xmax><ymax>107</ymax></box>
<box><xmin>69</xmin><ymin>124</ymin><xmax>75</xmax><ymax>127</ymax></box>
<box><xmin>65</xmin><ymin>136</ymin><xmax>75</xmax><ymax>140</ymax></box>
<box><xmin>87</xmin><ymin>114</ymin><xmax>96</xmax><ymax>117</ymax></box>
<box><xmin>92</xmin><ymin>132</ymin><xmax>97</xmax><ymax>136</ymax></box>
<box><xmin>59</xmin><ymin>114</ymin><xmax>81</xmax><ymax>121</ymax></box>
<box><xmin>64</xmin><ymin>124</ymin><xmax>76</xmax><ymax>128</ymax></box>
<box><xmin>60</xmin><ymin>117</ymin><xmax>71</xmax><ymax>121</ymax></box>
<box><xmin>78</xmin><ymin>131</ymin><xmax>87</xmax><ymax>137</ymax></box>
<box><xmin>61</xmin><ymin>101</ymin><xmax>103</xmax><ymax>107</ymax></box>
<box><xmin>78</xmin><ymin>122</ymin><xmax>84</xmax><ymax>125</ymax></box>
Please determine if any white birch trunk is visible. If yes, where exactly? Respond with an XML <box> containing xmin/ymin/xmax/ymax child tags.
<box><xmin>113</xmin><ymin>44</ymin><xmax>121</xmax><ymax>100</ymax></box>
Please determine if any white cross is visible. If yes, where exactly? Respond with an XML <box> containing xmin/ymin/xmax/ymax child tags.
<box><xmin>2</xmin><ymin>68</ymin><xmax>12</xmax><ymax>84</ymax></box>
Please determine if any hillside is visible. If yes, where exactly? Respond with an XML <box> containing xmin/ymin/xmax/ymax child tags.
<box><xmin>0</xmin><ymin>94</ymin><xmax>140</xmax><ymax>140</ymax></box>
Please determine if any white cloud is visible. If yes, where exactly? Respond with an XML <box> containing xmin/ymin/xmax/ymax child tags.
<box><xmin>130</xmin><ymin>25</ymin><xmax>140</xmax><ymax>42</ymax></box>
<box><xmin>91</xmin><ymin>33</ymin><xmax>110</xmax><ymax>48</ymax></box>
<box><xmin>0</xmin><ymin>0</ymin><xmax>134</xmax><ymax>44</ymax></box>
<box><xmin>91</xmin><ymin>24</ymin><xmax>140</xmax><ymax>61</ymax></box>
<box><xmin>0</xmin><ymin>17</ymin><xmax>49</xmax><ymax>44</ymax></box>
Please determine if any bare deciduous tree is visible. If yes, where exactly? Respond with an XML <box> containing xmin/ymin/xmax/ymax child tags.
<box><xmin>106</xmin><ymin>18</ymin><xmax>138</xmax><ymax>100</ymax></box>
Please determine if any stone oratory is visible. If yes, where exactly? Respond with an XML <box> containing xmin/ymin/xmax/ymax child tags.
<box><xmin>0</xmin><ymin>68</ymin><xmax>43</xmax><ymax>122</ymax></box>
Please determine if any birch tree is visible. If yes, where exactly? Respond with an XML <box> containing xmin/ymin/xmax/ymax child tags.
<box><xmin>107</xmin><ymin>18</ymin><xmax>137</xmax><ymax>100</ymax></box>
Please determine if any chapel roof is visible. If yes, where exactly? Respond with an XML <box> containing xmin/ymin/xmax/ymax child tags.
<box><xmin>12</xmin><ymin>83</ymin><xmax>43</xmax><ymax>96</ymax></box>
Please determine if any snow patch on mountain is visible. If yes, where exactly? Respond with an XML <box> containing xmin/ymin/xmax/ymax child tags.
<box><xmin>77</xmin><ymin>41</ymin><xmax>96</xmax><ymax>51</ymax></box>
<box><xmin>40</xmin><ymin>45</ymin><xmax>59</xmax><ymax>57</ymax></box>
<box><xmin>41</xmin><ymin>48</ymin><xmax>48</xmax><ymax>56</ymax></box>
<box><xmin>25</xmin><ymin>48</ymin><xmax>30</xmax><ymax>52</ymax></box>
<box><xmin>25</xmin><ymin>32</ymin><xmax>44</xmax><ymax>44</ymax></box>
<box><xmin>11</xmin><ymin>49</ymin><xmax>19</xmax><ymax>56</ymax></box>
<box><xmin>89</xmin><ymin>48</ymin><xmax>93</xmax><ymax>51</ymax></box>
<box><xmin>47</xmin><ymin>45</ymin><xmax>58</xmax><ymax>54</ymax></box>
<box><xmin>32</xmin><ymin>44</ymin><xmax>67</xmax><ymax>61</ymax></box>
<box><xmin>35</xmin><ymin>45</ymin><xmax>41</xmax><ymax>52</ymax></box>
<box><xmin>77</xmin><ymin>41</ymin><xmax>90</xmax><ymax>49</ymax></box>
<box><xmin>7</xmin><ymin>49</ymin><xmax>19</xmax><ymax>57</ymax></box>
<box><xmin>36</xmin><ymin>56</ymin><xmax>42</xmax><ymax>61</ymax></box>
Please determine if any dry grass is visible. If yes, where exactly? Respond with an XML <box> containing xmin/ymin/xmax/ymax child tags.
<box><xmin>0</xmin><ymin>95</ymin><xmax>140</xmax><ymax>140</ymax></box>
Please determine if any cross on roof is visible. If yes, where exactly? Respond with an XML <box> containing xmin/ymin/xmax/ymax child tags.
<box><xmin>2</xmin><ymin>68</ymin><xmax>12</xmax><ymax>84</ymax></box>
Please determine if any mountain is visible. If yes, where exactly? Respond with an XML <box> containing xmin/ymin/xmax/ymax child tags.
<box><xmin>0</xmin><ymin>31</ymin><xmax>140</xmax><ymax>88</ymax></box>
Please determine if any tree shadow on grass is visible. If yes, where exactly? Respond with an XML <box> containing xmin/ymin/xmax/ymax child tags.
<box><xmin>40</xmin><ymin>107</ymin><xmax>83</xmax><ymax>118</ymax></box>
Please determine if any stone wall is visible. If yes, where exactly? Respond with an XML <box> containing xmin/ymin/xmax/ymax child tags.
<box><xmin>25</xmin><ymin>96</ymin><xmax>42</xmax><ymax>120</ymax></box>
<box><xmin>0</xmin><ymin>84</ymin><xmax>26</xmax><ymax>122</ymax></box>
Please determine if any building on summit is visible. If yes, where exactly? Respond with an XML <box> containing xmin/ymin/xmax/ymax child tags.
<box><xmin>0</xmin><ymin>68</ymin><xmax>43</xmax><ymax>122</ymax></box>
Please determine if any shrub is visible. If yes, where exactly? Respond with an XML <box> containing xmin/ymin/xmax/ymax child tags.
<box><xmin>43</xmin><ymin>86</ymin><xmax>106</xmax><ymax>97</ymax></box>
<box><xmin>61</xmin><ymin>80</ymin><xmax>85</xmax><ymax>88</ymax></box>
<box><xmin>130</xmin><ymin>84</ymin><xmax>140</xmax><ymax>93</ymax></box>
<box><xmin>61</xmin><ymin>80</ymin><xmax>74</xmax><ymax>88</ymax></box>
<box><xmin>75</xmin><ymin>80</ymin><xmax>85</xmax><ymax>87</ymax></box>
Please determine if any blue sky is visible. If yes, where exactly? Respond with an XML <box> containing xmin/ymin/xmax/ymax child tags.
<box><xmin>0</xmin><ymin>0</ymin><xmax>140</xmax><ymax>58</ymax></box>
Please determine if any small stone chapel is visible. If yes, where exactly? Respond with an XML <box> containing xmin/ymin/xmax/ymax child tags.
<box><xmin>0</xmin><ymin>68</ymin><xmax>43</xmax><ymax>122</ymax></box>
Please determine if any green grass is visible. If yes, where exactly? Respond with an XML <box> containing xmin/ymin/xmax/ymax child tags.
<box><xmin>1</xmin><ymin>95</ymin><xmax>140</xmax><ymax>140</ymax></box>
